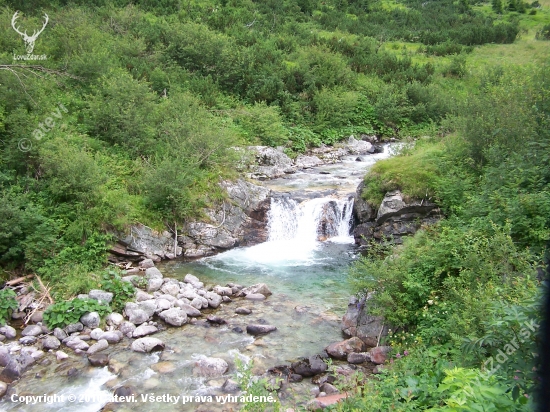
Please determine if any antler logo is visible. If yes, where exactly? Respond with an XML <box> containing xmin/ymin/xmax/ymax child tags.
<box><xmin>11</xmin><ymin>11</ymin><xmax>49</xmax><ymax>54</ymax></box>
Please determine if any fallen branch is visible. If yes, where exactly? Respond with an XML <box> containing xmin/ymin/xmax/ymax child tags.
<box><xmin>5</xmin><ymin>275</ymin><xmax>34</xmax><ymax>286</ymax></box>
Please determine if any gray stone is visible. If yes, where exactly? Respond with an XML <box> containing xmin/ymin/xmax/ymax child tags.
<box><xmin>135</xmin><ymin>290</ymin><xmax>154</xmax><ymax>302</ymax></box>
<box><xmin>320</xmin><ymin>383</ymin><xmax>339</xmax><ymax>395</ymax></box>
<box><xmin>0</xmin><ymin>353</ymin><xmax>35</xmax><ymax>383</ymax></box>
<box><xmin>325</xmin><ymin>337</ymin><xmax>365</xmax><ymax>360</ymax></box>
<box><xmin>56</xmin><ymin>351</ymin><xmax>69</xmax><ymax>361</ymax></box>
<box><xmin>30</xmin><ymin>350</ymin><xmax>44</xmax><ymax>360</ymax></box>
<box><xmin>87</xmin><ymin>339</ymin><xmax>109</xmax><ymax>355</ymax></box>
<box><xmin>291</xmin><ymin>355</ymin><xmax>328</xmax><ymax>377</ymax></box>
<box><xmin>213</xmin><ymin>286</ymin><xmax>233</xmax><ymax>296</ymax></box>
<box><xmin>88</xmin><ymin>353</ymin><xmax>109</xmax><ymax>367</ymax></box>
<box><xmin>193</xmin><ymin>357</ymin><xmax>228</xmax><ymax>378</ymax></box>
<box><xmin>368</xmin><ymin>346</ymin><xmax>391</xmax><ymax>365</ymax></box>
<box><xmin>190</xmin><ymin>297</ymin><xmax>203</xmax><ymax>310</ymax></box>
<box><xmin>205</xmin><ymin>292</ymin><xmax>222</xmax><ymax>309</ymax></box>
<box><xmin>21</xmin><ymin>325</ymin><xmax>42</xmax><ymax>337</ymax></box>
<box><xmin>161</xmin><ymin>283</ymin><xmax>180</xmax><ymax>296</ymax></box>
<box><xmin>245</xmin><ymin>293</ymin><xmax>266</xmax><ymax>301</ymax></box>
<box><xmin>106</xmin><ymin>312</ymin><xmax>124</xmax><ymax>327</ymax></box>
<box><xmin>155</xmin><ymin>298</ymin><xmax>172</xmax><ymax>312</ymax></box>
<box><xmin>139</xmin><ymin>258</ymin><xmax>155</xmax><ymax>269</ymax></box>
<box><xmin>347</xmin><ymin>352</ymin><xmax>369</xmax><ymax>364</ymax></box>
<box><xmin>235</xmin><ymin>308</ymin><xmax>252</xmax><ymax>315</ymax></box>
<box><xmin>30</xmin><ymin>311</ymin><xmax>44</xmax><ymax>323</ymax></box>
<box><xmin>88</xmin><ymin>290</ymin><xmax>113</xmax><ymax>304</ymax></box>
<box><xmin>159</xmin><ymin>308</ymin><xmax>187</xmax><ymax>327</ymax></box>
<box><xmin>246</xmin><ymin>324</ymin><xmax>277</xmax><ymax>336</ymax></box>
<box><xmin>0</xmin><ymin>325</ymin><xmax>16</xmax><ymax>339</ymax></box>
<box><xmin>145</xmin><ymin>267</ymin><xmax>163</xmax><ymax>280</ymax></box>
<box><xmin>42</xmin><ymin>335</ymin><xmax>61</xmax><ymax>350</ymax></box>
<box><xmin>119</xmin><ymin>321</ymin><xmax>136</xmax><ymax>336</ymax></box>
<box><xmin>341</xmin><ymin>296</ymin><xmax>388</xmax><ymax>348</ymax></box>
<box><xmin>53</xmin><ymin>328</ymin><xmax>68</xmax><ymax>340</ymax></box>
<box><xmin>0</xmin><ymin>347</ymin><xmax>11</xmax><ymax>367</ymax></box>
<box><xmin>184</xmin><ymin>274</ymin><xmax>200</xmax><ymax>284</ymax></box>
<box><xmin>90</xmin><ymin>328</ymin><xmax>103</xmax><ymax>340</ymax></box>
<box><xmin>240</xmin><ymin>283</ymin><xmax>272</xmax><ymax>297</ymax></box>
<box><xmin>222</xmin><ymin>378</ymin><xmax>240</xmax><ymax>393</ymax></box>
<box><xmin>0</xmin><ymin>381</ymin><xmax>7</xmax><ymax>397</ymax></box>
<box><xmin>99</xmin><ymin>331</ymin><xmax>122</xmax><ymax>344</ymax></box>
<box><xmin>65</xmin><ymin>338</ymin><xmax>89</xmax><ymax>351</ymax></box>
<box><xmin>147</xmin><ymin>278</ymin><xmax>163</xmax><ymax>292</ymax></box>
<box><xmin>64</xmin><ymin>322</ymin><xmax>83</xmax><ymax>334</ymax></box>
<box><xmin>177</xmin><ymin>303</ymin><xmax>201</xmax><ymax>317</ymax></box>
<box><xmin>132</xmin><ymin>324</ymin><xmax>158</xmax><ymax>338</ymax></box>
<box><xmin>80</xmin><ymin>312</ymin><xmax>100</xmax><ymax>329</ymax></box>
<box><xmin>131</xmin><ymin>337</ymin><xmax>165</xmax><ymax>353</ymax></box>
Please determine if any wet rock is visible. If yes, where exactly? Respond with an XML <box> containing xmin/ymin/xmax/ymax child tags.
<box><xmin>41</xmin><ymin>335</ymin><xmax>61</xmax><ymax>350</ymax></box>
<box><xmin>151</xmin><ymin>361</ymin><xmax>176</xmax><ymax>374</ymax></box>
<box><xmin>66</xmin><ymin>338</ymin><xmax>90</xmax><ymax>351</ymax></box>
<box><xmin>19</xmin><ymin>336</ymin><xmax>37</xmax><ymax>345</ymax></box>
<box><xmin>99</xmin><ymin>331</ymin><xmax>122</xmax><ymax>344</ymax></box>
<box><xmin>119</xmin><ymin>321</ymin><xmax>136</xmax><ymax>336</ymax></box>
<box><xmin>131</xmin><ymin>338</ymin><xmax>165</xmax><ymax>353</ymax></box>
<box><xmin>88</xmin><ymin>353</ymin><xmax>109</xmax><ymax>367</ymax></box>
<box><xmin>145</xmin><ymin>267</ymin><xmax>163</xmax><ymax>280</ymax></box>
<box><xmin>177</xmin><ymin>303</ymin><xmax>201</xmax><ymax>317</ymax></box>
<box><xmin>0</xmin><ymin>325</ymin><xmax>16</xmax><ymax>340</ymax></box>
<box><xmin>245</xmin><ymin>293</ymin><xmax>266</xmax><ymax>301</ymax></box>
<box><xmin>67</xmin><ymin>367</ymin><xmax>79</xmax><ymax>377</ymax></box>
<box><xmin>240</xmin><ymin>283</ymin><xmax>272</xmax><ymax>297</ymax></box>
<box><xmin>235</xmin><ymin>307</ymin><xmax>252</xmax><ymax>315</ymax></box>
<box><xmin>0</xmin><ymin>353</ymin><xmax>35</xmax><ymax>383</ymax></box>
<box><xmin>183</xmin><ymin>274</ymin><xmax>201</xmax><ymax>285</ymax></box>
<box><xmin>139</xmin><ymin>259</ymin><xmax>155</xmax><ymax>269</ymax></box>
<box><xmin>232</xmin><ymin>327</ymin><xmax>244</xmax><ymax>334</ymax></box>
<box><xmin>30</xmin><ymin>311</ymin><xmax>44</xmax><ymax>323</ymax></box>
<box><xmin>325</xmin><ymin>337</ymin><xmax>365</xmax><ymax>360</ymax></box>
<box><xmin>87</xmin><ymin>339</ymin><xmax>109</xmax><ymax>355</ymax></box>
<box><xmin>0</xmin><ymin>381</ymin><xmax>7</xmax><ymax>397</ymax></box>
<box><xmin>222</xmin><ymin>378</ymin><xmax>240</xmax><ymax>393</ymax></box>
<box><xmin>21</xmin><ymin>325</ymin><xmax>42</xmax><ymax>337</ymax></box>
<box><xmin>206</xmin><ymin>315</ymin><xmax>226</xmax><ymax>325</ymax></box>
<box><xmin>132</xmin><ymin>324</ymin><xmax>158</xmax><ymax>338</ymax></box>
<box><xmin>320</xmin><ymin>383</ymin><xmax>339</xmax><ymax>395</ymax></box>
<box><xmin>125</xmin><ymin>304</ymin><xmax>149</xmax><ymax>325</ymax></box>
<box><xmin>88</xmin><ymin>290</ymin><xmax>113</xmax><ymax>304</ymax></box>
<box><xmin>106</xmin><ymin>312</ymin><xmax>124</xmax><ymax>327</ymax></box>
<box><xmin>291</xmin><ymin>355</ymin><xmax>327</xmax><ymax>377</ymax></box>
<box><xmin>161</xmin><ymin>283</ymin><xmax>180</xmax><ymax>297</ymax></box>
<box><xmin>114</xmin><ymin>386</ymin><xmax>136</xmax><ymax>397</ymax></box>
<box><xmin>289</xmin><ymin>373</ymin><xmax>303</xmax><ymax>383</ymax></box>
<box><xmin>213</xmin><ymin>286</ymin><xmax>233</xmax><ymax>296</ymax></box>
<box><xmin>368</xmin><ymin>346</ymin><xmax>391</xmax><ymax>365</ymax></box>
<box><xmin>246</xmin><ymin>324</ymin><xmax>277</xmax><ymax>336</ymax></box>
<box><xmin>222</xmin><ymin>296</ymin><xmax>232</xmax><ymax>303</ymax></box>
<box><xmin>80</xmin><ymin>312</ymin><xmax>100</xmax><ymax>329</ymax></box>
<box><xmin>193</xmin><ymin>357</ymin><xmax>228</xmax><ymax>378</ymax></box>
<box><xmin>159</xmin><ymin>308</ymin><xmax>187</xmax><ymax>327</ymax></box>
<box><xmin>64</xmin><ymin>322</ymin><xmax>83</xmax><ymax>334</ymax></box>
<box><xmin>247</xmin><ymin>146</ymin><xmax>295</xmax><ymax>179</ymax></box>
<box><xmin>90</xmin><ymin>328</ymin><xmax>103</xmax><ymax>340</ymax></box>
<box><xmin>205</xmin><ymin>292</ymin><xmax>222</xmax><ymax>309</ymax></box>
<box><xmin>54</xmin><ymin>328</ymin><xmax>68</xmax><ymax>340</ymax></box>
<box><xmin>0</xmin><ymin>347</ymin><xmax>11</xmax><ymax>367</ymax></box>
<box><xmin>190</xmin><ymin>297</ymin><xmax>203</xmax><ymax>310</ymax></box>
<box><xmin>295</xmin><ymin>155</ymin><xmax>322</xmax><ymax>169</ymax></box>
<box><xmin>347</xmin><ymin>352</ymin><xmax>369</xmax><ymax>364</ymax></box>
<box><xmin>31</xmin><ymin>350</ymin><xmax>44</xmax><ymax>360</ymax></box>
<box><xmin>155</xmin><ymin>298</ymin><xmax>172</xmax><ymax>312</ymax></box>
<box><xmin>307</xmin><ymin>393</ymin><xmax>348</xmax><ymax>410</ymax></box>
<box><xmin>56</xmin><ymin>351</ymin><xmax>69</xmax><ymax>361</ymax></box>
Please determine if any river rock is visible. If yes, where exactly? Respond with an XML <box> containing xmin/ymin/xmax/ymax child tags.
<box><xmin>155</xmin><ymin>298</ymin><xmax>173</xmax><ymax>313</ymax></box>
<box><xmin>320</xmin><ymin>383</ymin><xmax>339</xmax><ymax>395</ymax></box>
<box><xmin>246</xmin><ymin>324</ymin><xmax>277</xmax><ymax>336</ymax></box>
<box><xmin>0</xmin><ymin>347</ymin><xmax>11</xmax><ymax>367</ymax></box>
<box><xmin>56</xmin><ymin>351</ymin><xmax>69</xmax><ymax>361</ymax></box>
<box><xmin>21</xmin><ymin>325</ymin><xmax>42</xmax><ymax>337</ymax></box>
<box><xmin>206</xmin><ymin>315</ymin><xmax>226</xmax><ymax>325</ymax></box>
<box><xmin>161</xmin><ymin>283</ymin><xmax>180</xmax><ymax>297</ymax></box>
<box><xmin>80</xmin><ymin>312</ymin><xmax>100</xmax><ymax>329</ymax></box>
<box><xmin>177</xmin><ymin>303</ymin><xmax>201</xmax><ymax>317</ymax></box>
<box><xmin>89</xmin><ymin>290</ymin><xmax>113</xmax><ymax>304</ymax></box>
<box><xmin>135</xmin><ymin>290</ymin><xmax>154</xmax><ymax>302</ymax></box>
<box><xmin>119</xmin><ymin>321</ymin><xmax>136</xmax><ymax>336</ymax></box>
<box><xmin>106</xmin><ymin>312</ymin><xmax>124</xmax><ymax>327</ymax></box>
<box><xmin>131</xmin><ymin>338</ymin><xmax>165</xmax><ymax>353</ymax></box>
<box><xmin>145</xmin><ymin>267</ymin><xmax>163</xmax><ymax>280</ymax></box>
<box><xmin>368</xmin><ymin>346</ymin><xmax>391</xmax><ymax>364</ymax></box>
<box><xmin>159</xmin><ymin>308</ymin><xmax>187</xmax><ymax>327</ymax></box>
<box><xmin>247</xmin><ymin>146</ymin><xmax>295</xmax><ymax>179</ymax></box>
<box><xmin>18</xmin><ymin>336</ymin><xmax>36</xmax><ymax>345</ymax></box>
<box><xmin>222</xmin><ymin>378</ymin><xmax>240</xmax><ymax>393</ymax></box>
<box><xmin>139</xmin><ymin>259</ymin><xmax>155</xmax><ymax>269</ymax></box>
<box><xmin>0</xmin><ymin>326</ymin><xmax>16</xmax><ymax>340</ymax></box>
<box><xmin>245</xmin><ymin>293</ymin><xmax>266</xmax><ymax>301</ymax></box>
<box><xmin>54</xmin><ymin>328</ymin><xmax>68</xmax><ymax>340</ymax></box>
<box><xmin>88</xmin><ymin>353</ymin><xmax>109</xmax><ymax>367</ymax></box>
<box><xmin>183</xmin><ymin>274</ymin><xmax>200</xmax><ymax>284</ymax></box>
<box><xmin>87</xmin><ymin>339</ymin><xmax>109</xmax><ymax>355</ymax></box>
<box><xmin>99</xmin><ymin>331</ymin><xmax>122</xmax><ymax>344</ymax></box>
<box><xmin>66</xmin><ymin>338</ymin><xmax>90</xmax><ymax>351</ymax></box>
<box><xmin>325</xmin><ymin>337</ymin><xmax>365</xmax><ymax>360</ymax></box>
<box><xmin>240</xmin><ymin>283</ymin><xmax>272</xmax><ymax>297</ymax></box>
<box><xmin>64</xmin><ymin>322</ymin><xmax>83</xmax><ymax>334</ymax></box>
<box><xmin>0</xmin><ymin>381</ymin><xmax>7</xmax><ymax>397</ymax></box>
<box><xmin>193</xmin><ymin>357</ymin><xmax>228</xmax><ymax>378</ymax></box>
<box><xmin>0</xmin><ymin>353</ymin><xmax>35</xmax><ymax>383</ymax></box>
<box><xmin>213</xmin><ymin>286</ymin><xmax>233</xmax><ymax>296</ymax></box>
<box><xmin>346</xmin><ymin>136</ymin><xmax>372</xmax><ymax>155</ymax></box>
<box><xmin>292</xmin><ymin>355</ymin><xmax>328</xmax><ymax>377</ymax></box>
<box><xmin>307</xmin><ymin>393</ymin><xmax>348</xmax><ymax>410</ymax></box>
<box><xmin>42</xmin><ymin>336</ymin><xmax>61</xmax><ymax>350</ymax></box>
<box><xmin>132</xmin><ymin>324</ymin><xmax>158</xmax><ymax>338</ymax></box>
<box><xmin>190</xmin><ymin>297</ymin><xmax>203</xmax><ymax>310</ymax></box>
<box><xmin>147</xmin><ymin>278</ymin><xmax>163</xmax><ymax>292</ymax></box>
<box><xmin>126</xmin><ymin>308</ymin><xmax>148</xmax><ymax>325</ymax></box>
<box><xmin>341</xmin><ymin>296</ymin><xmax>389</xmax><ymax>348</ymax></box>
<box><xmin>295</xmin><ymin>155</ymin><xmax>323</xmax><ymax>169</ymax></box>
<box><xmin>347</xmin><ymin>352</ymin><xmax>369</xmax><ymax>364</ymax></box>
<box><xmin>205</xmin><ymin>292</ymin><xmax>222</xmax><ymax>309</ymax></box>
<box><xmin>235</xmin><ymin>308</ymin><xmax>252</xmax><ymax>315</ymax></box>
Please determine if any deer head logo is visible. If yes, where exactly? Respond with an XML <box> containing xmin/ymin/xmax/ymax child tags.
<box><xmin>11</xmin><ymin>11</ymin><xmax>49</xmax><ymax>54</ymax></box>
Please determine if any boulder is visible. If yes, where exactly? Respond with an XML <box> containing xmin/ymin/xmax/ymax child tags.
<box><xmin>147</xmin><ymin>278</ymin><xmax>163</xmax><ymax>292</ymax></box>
<box><xmin>347</xmin><ymin>352</ymin><xmax>369</xmax><ymax>364</ymax></box>
<box><xmin>161</xmin><ymin>283</ymin><xmax>180</xmax><ymax>297</ymax></box>
<box><xmin>54</xmin><ymin>328</ymin><xmax>68</xmax><ymax>340</ymax></box>
<box><xmin>139</xmin><ymin>259</ymin><xmax>155</xmax><ymax>269</ymax></box>
<box><xmin>88</xmin><ymin>353</ymin><xmax>109</xmax><ymax>367</ymax></box>
<box><xmin>21</xmin><ymin>325</ymin><xmax>42</xmax><ymax>337</ymax></box>
<box><xmin>325</xmin><ymin>337</ymin><xmax>365</xmax><ymax>360</ymax></box>
<box><xmin>205</xmin><ymin>292</ymin><xmax>222</xmax><ymax>309</ymax></box>
<box><xmin>145</xmin><ymin>267</ymin><xmax>163</xmax><ymax>280</ymax></box>
<box><xmin>42</xmin><ymin>336</ymin><xmax>61</xmax><ymax>350</ymax></box>
<box><xmin>0</xmin><ymin>353</ymin><xmax>35</xmax><ymax>383</ymax></box>
<box><xmin>291</xmin><ymin>355</ymin><xmax>328</xmax><ymax>377</ymax></box>
<box><xmin>159</xmin><ymin>308</ymin><xmax>187</xmax><ymax>327</ymax></box>
<box><xmin>246</xmin><ymin>324</ymin><xmax>277</xmax><ymax>336</ymax></box>
<box><xmin>106</xmin><ymin>312</ymin><xmax>124</xmax><ymax>327</ymax></box>
<box><xmin>90</xmin><ymin>328</ymin><xmax>104</xmax><ymax>340</ymax></box>
<box><xmin>99</xmin><ymin>331</ymin><xmax>122</xmax><ymax>344</ymax></box>
<box><xmin>0</xmin><ymin>347</ymin><xmax>11</xmax><ymax>367</ymax></box>
<box><xmin>247</xmin><ymin>146</ymin><xmax>295</xmax><ymax>179</ymax></box>
<box><xmin>119</xmin><ymin>321</ymin><xmax>136</xmax><ymax>336</ymax></box>
<box><xmin>132</xmin><ymin>324</ymin><xmax>158</xmax><ymax>338</ymax></box>
<box><xmin>368</xmin><ymin>346</ymin><xmax>391</xmax><ymax>365</ymax></box>
<box><xmin>193</xmin><ymin>357</ymin><xmax>228</xmax><ymax>378</ymax></box>
<box><xmin>64</xmin><ymin>322</ymin><xmax>83</xmax><ymax>334</ymax></box>
<box><xmin>177</xmin><ymin>303</ymin><xmax>202</xmax><ymax>317</ymax></box>
<box><xmin>131</xmin><ymin>338</ymin><xmax>165</xmax><ymax>353</ymax></box>
<box><xmin>320</xmin><ymin>383</ymin><xmax>339</xmax><ymax>395</ymax></box>
<box><xmin>0</xmin><ymin>381</ymin><xmax>7</xmax><ymax>397</ymax></box>
<box><xmin>155</xmin><ymin>298</ymin><xmax>173</xmax><ymax>312</ymax></box>
<box><xmin>294</xmin><ymin>155</ymin><xmax>323</xmax><ymax>169</ymax></box>
<box><xmin>240</xmin><ymin>283</ymin><xmax>272</xmax><ymax>297</ymax></box>
<box><xmin>235</xmin><ymin>308</ymin><xmax>252</xmax><ymax>315</ymax></box>
<box><xmin>0</xmin><ymin>325</ymin><xmax>16</xmax><ymax>340</ymax></box>
<box><xmin>80</xmin><ymin>312</ymin><xmax>100</xmax><ymax>329</ymax></box>
<box><xmin>190</xmin><ymin>297</ymin><xmax>204</xmax><ymax>310</ymax></box>
<box><xmin>56</xmin><ymin>351</ymin><xmax>69</xmax><ymax>361</ymax></box>
<box><xmin>135</xmin><ymin>290</ymin><xmax>154</xmax><ymax>302</ymax></box>
<box><xmin>183</xmin><ymin>274</ymin><xmax>201</xmax><ymax>285</ymax></box>
<box><xmin>245</xmin><ymin>293</ymin><xmax>266</xmax><ymax>301</ymax></box>
<box><xmin>341</xmin><ymin>296</ymin><xmax>388</xmax><ymax>347</ymax></box>
<box><xmin>213</xmin><ymin>286</ymin><xmax>233</xmax><ymax>296</ymax></box>
<box><xmin>88</xmin><ymin>290</ymin><xmax>113</xmax><ymax>304</ymax></box>
<box><xmin>87</xmin><ymin>339</ymin><xmax>109</xmax><ymax>355</ymax></box>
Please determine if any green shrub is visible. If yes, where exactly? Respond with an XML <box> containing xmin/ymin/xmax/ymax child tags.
<box><xmin>0</xmin><ymin>289</ymin><xmax>18</xmax><ymax>325</ymax></box>
<box><xmin>536</xmin><ymin>24</ymin><xmax>550</xmax><ymax>40</ymax></box>
<box><xmin>43</xmin><ymin>298</ymin><xmax>111</xmax><ymax>329</ymax></box>
<box><xmin>98</xmin><ymin>269</ymin><xmax>135</xmax><ymax>312</ymax></box>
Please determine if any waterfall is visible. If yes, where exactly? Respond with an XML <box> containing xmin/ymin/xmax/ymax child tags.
<box><xmin>267</xmin><ymin>196</ymin><xmax>354</xmax><ymax>242</ymax></box>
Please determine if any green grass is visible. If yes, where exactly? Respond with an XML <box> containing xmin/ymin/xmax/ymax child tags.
<box><xmin>362</xmin><ymin>139</ymin><xmax>444</xmax><ymax>206</ymax></box>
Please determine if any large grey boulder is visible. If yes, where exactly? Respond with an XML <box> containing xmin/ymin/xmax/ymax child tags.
<box><xmin>0</xmin><ymin>353</ymin><xmax>35</xmax><ymax>383</ymax></box>
<box><xmin>246</xmin><ymin>324</ymin><xmax>277</xmax><ymax>336</ymax></box>
<box><xmin>80</xmin><ymin>312</ymin><xmax>100</xmax><ymax>329</ymax></box>
<box><xmin>246</xmin><ymin>146</ymin><xmax>295</xmax><ymax>179</ymax></box>
<box><xmin>177</xmin><ymin>303</ymin><xmax>202</xmax><ymax>317</ymax></box>
<box><xmin>341</xmin><ymin>296</ymin><xmax>389</xmax><ymax>348</ymax></box>
<box><xmin>159</xmin><ymin>308</ymin><xmax>187</xmax><ymax>327</ymax></box>
<box><xmin>87</xmin><ymin>339</ymin><xmax>109</xmax><ymax>355</ymax></box>
<box><xmin>132</xmin><ymin>324</ymin><xmax>158</xmax><ymax>338</ymax></box>
<box><xmin>21</xmin><ymin>325</ymin><xmax>42</xmax><ymax>337</ymax></box>
<box><xmin>88</xmin><ymin>290</ymin><xmax>113</xmax><ymax>304</ymax></box>
<box><xmin>0</xmin><ymin>325</ymin><xmax>16</xmax><ymax>340</ymax></box>
<box><xmin>205</xmin><ymin>292</ymin><xmax>222</xmax><ymax>309</ymax></box>
<box><xmin>42</xmin><ymin>335</ymin><xmax>61</xmax><ymax>350</ymax></box>
<box><xmin>145</xmin><ymin>267</ymin><xmax>163</xmax><ymax>280</ymax></box>
<box><xmin>239</xmin><ymin>283</ymin><xmax>272</xmax><ymax>297</ymax></box>
<box><xmin>131</xmin><ymin>337</ymin><xmax>165</xmax><ymax>353</ymax></box>
<box><xmin>193</xmin><ymin>357</ymin><xmax>228</xmax><ymax>378</ymax></box>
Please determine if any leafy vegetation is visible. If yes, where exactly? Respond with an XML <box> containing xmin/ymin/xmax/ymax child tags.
<box><xmin>98</xmin><ymin>269</ymin><xmax>135</xmax><ymax>312</ymax></box>
<box><xmin>43</xmin><ymin>298</ymin><xmax>111</xmax><ymax>329</ymax></box>
<box><xmin>0</xmin><ymin>288</ymin><xmax>18</xmax><ymax>325</ymax></box>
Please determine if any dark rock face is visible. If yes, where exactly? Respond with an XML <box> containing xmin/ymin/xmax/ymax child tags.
<box><xmin>246</xmin><ymin>324</ymin><xmax>277</xmax><ymax>336</ymax></box>
<box><xmin>291</xmin><ymin>355</ymin><xmax>328</xmax><ymax>377</ymax></box>
<box><xmin>0</xmin><ymin>354</ymin><xmax>35</xmax><ymax>383</ymax></box>
<box><xmin>341</xmin><ymin>296</ymin><xmax>389</xmax><ymax>348</ymax></box>
<box><xmin>353</xmin><ymin>188</ymin><xmax>441</xmax><ymax>246</ymax></box>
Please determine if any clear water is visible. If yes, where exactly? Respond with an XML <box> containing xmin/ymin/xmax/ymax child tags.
<box><xmin>1</xmin><ymin>145</ymin><xmax>392</xmax><ymax>412</ymax></box>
